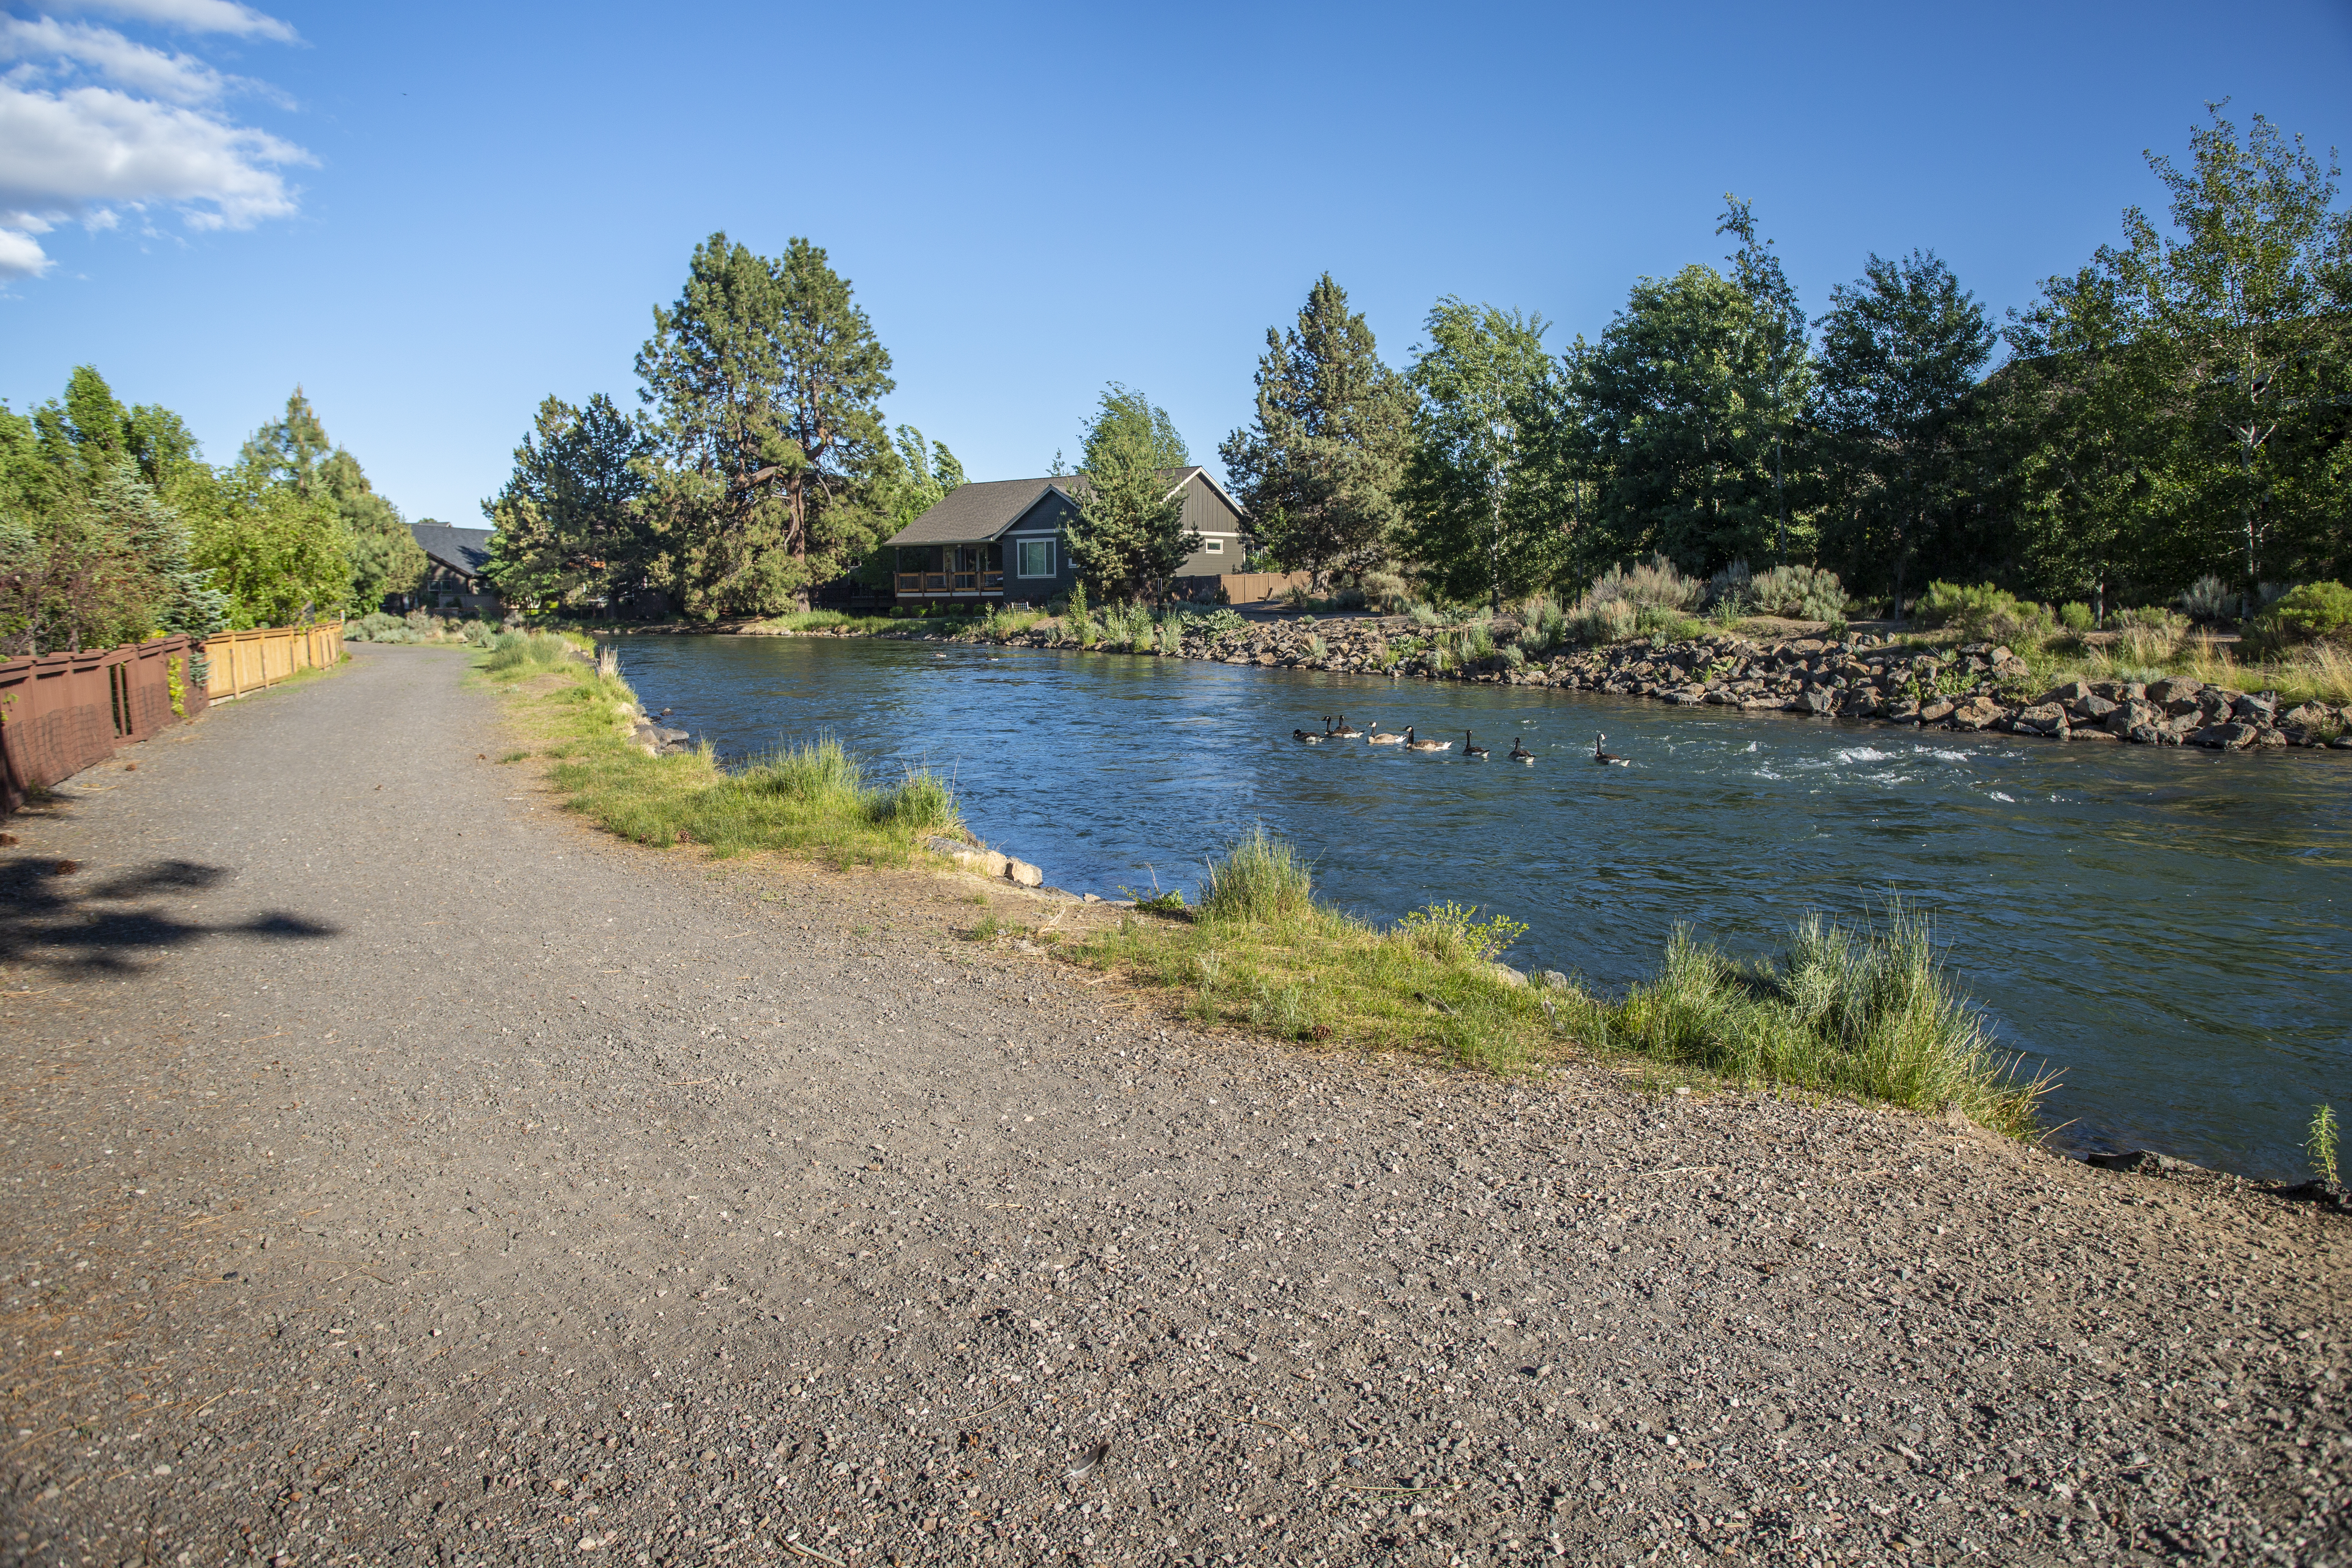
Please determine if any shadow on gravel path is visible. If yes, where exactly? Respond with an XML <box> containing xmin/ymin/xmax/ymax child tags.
<box><xmin>0</xmin><ymin>641</ymin><xmax>2344</xmax><ymax>1568</ymax></box>
<box><xmin>0</xmin><ymin>855</ymin><xmax>338</xmax><ymax>972</ymax></box>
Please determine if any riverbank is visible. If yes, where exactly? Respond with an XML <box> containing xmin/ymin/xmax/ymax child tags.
<box><xmin>1</xmin><ymin>641</ymin><xmax>2344</xmax><ymax>1567</ymax></box>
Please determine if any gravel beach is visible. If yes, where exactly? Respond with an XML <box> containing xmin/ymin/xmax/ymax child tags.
<box><xmin>2</xmin><ymin>643</ymin><xmax>2344</xmax><ymax>1568</ymax></box>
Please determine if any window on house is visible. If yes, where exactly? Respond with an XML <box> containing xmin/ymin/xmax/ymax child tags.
<box><xmin>1018</xmin><ymin>539</ymin><xmax>1054</xmax><ymax>577</ymax></box>
<box><xmin>1204</xmin><ymin>538</ymin><xmax>1223</xmax><ymax>553</ymax></box>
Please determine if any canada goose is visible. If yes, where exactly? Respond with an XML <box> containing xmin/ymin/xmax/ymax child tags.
<box><xmin>1365</xmin><ymin>722</ymin><xmax>1405</xmax><ymax>745</ymax></box>
<box><xmin>1404</xmin><ymin>726</ymin><xmax>1448</xmax><ymax>752</ymax></box>
<box><xmin>1593</xmin><ymin>733</ymin><xmax>1628</xmax><ymax>765</ymax></box>
<box><xmin>1461</xmin><ymin>731</ymin><xmax>1489</xmax><ymax>759</ymax></box>
<box><xmin>1293</xmin><ymin>726</ymin><xmax>1325</xmax><ymax>743</ymax></box>
<box><xmin>1508</xmin><ymin>736</ymin><xmax>1535</xmax><ymax>762</ymax></box>
<box><xmin>1330</xmin><ymin>715</ymin><xmax>1363</xmax><ymax>737</ymax></box>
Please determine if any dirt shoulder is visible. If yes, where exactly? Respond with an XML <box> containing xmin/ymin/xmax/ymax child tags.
<box><xmin>0</xmin><ymin>642</ymin><xmax>2344</xmax><ymax>1568</ymax></box>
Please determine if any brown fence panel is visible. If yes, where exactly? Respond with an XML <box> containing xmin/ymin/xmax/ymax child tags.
<box><xmin>0</xmin><ymin>633</ymin><xmax>203</xmax><ymax>814</ymax></box>
<box><xmin>201</xmin><ymin>619</ymin><xmax>343</xmax><ymax>700</ymax></box>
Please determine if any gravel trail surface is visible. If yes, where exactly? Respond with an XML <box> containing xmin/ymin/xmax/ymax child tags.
<box><xmin>1</xmin><ymin>643</ymin><xmax>2345</xmax><ymax>1568</ymax></box>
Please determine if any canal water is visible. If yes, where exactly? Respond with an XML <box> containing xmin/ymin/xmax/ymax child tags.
<box><xmin>605</xmin><ymin>633</ymin><xmax>2352</xmax><ymax>1182</ymax></box>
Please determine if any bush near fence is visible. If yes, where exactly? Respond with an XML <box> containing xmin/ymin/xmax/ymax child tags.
<box><xmin>0</xmin><ymin>619</ymin><xmax>342</xmax><ymax>813</ymax></box>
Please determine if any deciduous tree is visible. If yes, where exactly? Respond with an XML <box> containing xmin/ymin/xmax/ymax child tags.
<box><xmin>1811</xmin><ymin>252</ymin><xmax>1996</xmax><ymax>617</ymax></box>
<box><xmin>1399</xmin><ymin>298</ymin><xmax>1560</xmax><ymax>609</ymax></box>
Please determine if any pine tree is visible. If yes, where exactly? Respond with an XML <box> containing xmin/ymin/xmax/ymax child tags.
<box><xmin>636</xmin><ymin>233</ymin><xmax>895</xmax><ymax>615</ymax></box>
<box><xmin>1219</xmin><ymin>274</ymin><xmax>1412</xmax><ymax>592</ymax></box>
<box><xmin>1062</xmin><ymin>385</ymin><xmax>1196</xmax><ymax>602</ymax></box>
<box><xmin>483</xmin><ymin>394</ymin><xmax>655</xmax><ymax>612</ymax></box>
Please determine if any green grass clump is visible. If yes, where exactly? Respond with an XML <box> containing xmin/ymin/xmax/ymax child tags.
<box><xmin>1602</xmin><ymin>903</ymin><xmax>2047</xmax><ymax>1137</ymax></box>
<box><xmin>2309</xmin><ymin>1103</ymin><xmax>2340</xmax><ymax>1185</ymax></box>
<box><xmin>1197</xmin><ymin>826</ymin><xmax>1316</xmax><ymax>924</ymax></box>
<box><xmin>479</xmin><ymin>649</ymin><xmax>961</xmax><ymax>869</ymax></box>
<box><xmin>1077</xmin><ymin>830</ymin><xmax>2048</xmax><ymax>1134</ymax></box>
<box><xmin>757</xmin><ymin>609</ymin><xmax>902</xmax><ymax>635</ymax></box>
<box><xmin>481</xmin><ymin>630</ymin><xmax>579</xmax><ymax>674</ymax></box>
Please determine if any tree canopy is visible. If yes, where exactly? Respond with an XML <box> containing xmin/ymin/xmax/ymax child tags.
<box><xmin>1062</xmin><ymin>385</ymin><xmax>1197</xmax><ymax>602</ymax></box>
<box><xmin>1219</xmin><ymin>274</ymin><xmax>1412</xmax><ymax>591</ymax></box>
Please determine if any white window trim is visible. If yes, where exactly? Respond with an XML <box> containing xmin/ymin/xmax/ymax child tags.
<box><xmin>1016</xmin><ymin>539</ymin><xmax>1056</xmax><ymax>578</ymax></box>
<box><xmin>1203</xmin><ymin>538</ymin><xmax>1223</xmax><ymax>553</ymax></box>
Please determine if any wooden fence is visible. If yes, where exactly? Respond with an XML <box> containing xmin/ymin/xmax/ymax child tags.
<box><xmin>1169</xmin><ymin>570</ymin><xmax>1317</xmax><ymax>605</ymax></box>
<box><xmin>0</xmin><ymin>619</ymin><xmax>343</xmax><ymax>813</ymax></box>
<box><xmin>203</xmin><ymin>619</ymin><xmax>344</xmax><ymax>700</ymax></box>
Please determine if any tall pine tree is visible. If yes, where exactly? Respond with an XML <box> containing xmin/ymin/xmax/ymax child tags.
<box><xmin>1219</xmin><ymin>274</ymin><xmax>1412</xmax><ymax>592</ymax></box>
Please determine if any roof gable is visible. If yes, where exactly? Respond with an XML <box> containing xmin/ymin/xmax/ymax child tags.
<box><xmin>411</xmin><ymin>521</ymin><xmax>494</xmax><ymax>577</ymax></box>
<box><xmin>885</xmin><ymin>467</ymin><xmax>1245</xmax><ymax>549</ymax></box>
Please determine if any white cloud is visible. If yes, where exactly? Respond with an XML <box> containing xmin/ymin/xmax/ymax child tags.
<box><xmin>44</xmin><ymin>0</ymin><xmax>297</xmax><ymax>43</ymax></box>
<box><xmin>0</xmin><ymin>3</ymin><xmax>307</xmax><ymax>278</ymax></box>
<box><xmin>0</xmin><ymin>82</ymin><xmax>310</xmax><ymax>223</ymax></box>
<box><xmin>1</xmin><ymin>15</ymin><xmax>231</xmax><ymax>104</ymax></box>
<box><xmin>0</xmin><ymin>221</ymin><xmax>53</xmax><ymax>276</ymax></box>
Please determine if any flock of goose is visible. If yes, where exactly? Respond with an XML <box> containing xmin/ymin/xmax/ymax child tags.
<box><xmin>1288</xmin><ymin>715</ymin><xmax>1629</xmax><ymax>765</ymax></box>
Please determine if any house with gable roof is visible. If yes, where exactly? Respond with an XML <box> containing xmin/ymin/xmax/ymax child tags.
<box><xmin>882</xmin><ymin>467</ymin><xmax>1246</xmax><ymax>605</ymax></box>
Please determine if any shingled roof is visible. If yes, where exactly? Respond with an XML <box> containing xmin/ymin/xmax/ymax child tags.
<box><xmin>884</xmin><ymin>467</ymin><xmax>1234</xmax><ymax>548</ymax></box>
<box><xmin>411</xmin><ymin>522</ymin><xmax>494</xmax><ymax>579</ymax></box>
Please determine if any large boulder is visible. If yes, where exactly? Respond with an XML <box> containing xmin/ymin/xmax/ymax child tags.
<box><xmin>1948</xmin><ymin>696</ymin><xmax>2006</xmax><ymax>731</ymax></box>
<box><xmin>2146</xmin><ymin>676</ymin><xmax>2201</xmax><ymax>704</ymax></box>
<box><xmin>2012</xmin><ymin>702</ymin><xmax>2069</xmax><ymax>737</ymax></box>
<box><xmin>2189</xmin><ymin>721</ymin><xmax>2264</xmax><ymax>751</ymax></box>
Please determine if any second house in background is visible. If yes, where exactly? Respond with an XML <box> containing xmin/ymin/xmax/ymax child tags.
<box><xmin>884</xmin><ymin>468</ymin><xmax>1245</xmax><ymax>608</ymax></box>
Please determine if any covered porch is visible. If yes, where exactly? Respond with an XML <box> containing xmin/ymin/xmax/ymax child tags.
<box><xmin>893</xmin><ymin>542</ymin><xmax>1005</xmax><ymax>602</ymax></box>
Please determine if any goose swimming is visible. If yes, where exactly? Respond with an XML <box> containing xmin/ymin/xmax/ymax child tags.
<box><xmin>1404</xmin><ymin>726</ymin><xmax>1448</xmax><ymax>752</ymax></box>
<box><xmin>1508</xmin><ymin>736</ymin><xmax>1535</xmax><ymax>762</ymax></box>
<box><xmin>1461</xmin><ymin>731</ymin><xmax>1489</xmax><ymax>759</ymax></box>
<box><xmin>1593</xmin><ymin>733</ymin><xmax>1628</xmax><ymax>765</ymax></box>
<box><xmin>1330</xmin><ymin>715</ymin><xmax>1363</xmax><ymax>737</ymax></box>
<box><xmin>1365</xmin><ymin>722</ymin><xmax>1405</xmax><ymax>745</ymax></box>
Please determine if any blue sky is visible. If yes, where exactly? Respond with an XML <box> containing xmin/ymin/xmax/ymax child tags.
<box><xmin>5</xmin><ymin>0</ymin><xmax>2349</xmax><ymax>526</ymax></box>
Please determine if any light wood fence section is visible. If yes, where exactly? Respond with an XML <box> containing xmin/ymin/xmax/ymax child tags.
<box><xmin>202</xmin><ymin>620</ymin><xmax>344</xmax><ymax>700</ymax></box>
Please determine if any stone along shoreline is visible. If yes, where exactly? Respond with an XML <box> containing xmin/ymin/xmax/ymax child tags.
<box><xmin>943</xmin><ymin>616</ymin><xmax>2350</xmax><ymax>753</ymax></box>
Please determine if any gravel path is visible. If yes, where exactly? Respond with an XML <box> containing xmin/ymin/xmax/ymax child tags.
<box><xmin>2</xmin><ymin>643</ymin><xmax>2345</xmax><ymax>1568</ymax></box>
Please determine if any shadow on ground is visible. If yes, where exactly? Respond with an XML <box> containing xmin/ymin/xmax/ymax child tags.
<box><xmin>0</xmin><ymin>856</ymin><xmax>338</xmax><ymax>972</ymax></box>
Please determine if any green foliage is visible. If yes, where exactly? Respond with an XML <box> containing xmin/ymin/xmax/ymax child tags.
<box><xmin>480</xmin><ymin>630</ymin><xmax>578</xmax><ymax>674</ymax></box>
<box><xmin>1605</xmin><ymin>904</ymin><xmax>2047</xmax><ymax>1137</ymax></box>
<box><xmin>1746</xmin><ymin>563</ymin><xmax>1846</xmax><ymax>622</ymax></box>
<box><xmin>1062</xmin><ymin>385</ymin><xmax>1198</xmax><ymax>602</ymax></box>
<box><xmin>1812</xmin><ymin>251</ymin><xmax>1998</xmax><ymax>615</ymax></box>
<box><xmin>1198</xmin><ymin>826</ymin><xmax>1316</xmax><ymax>925</ymax></box>
<box><xmin>1395</xmin><ymin>900</ymin><xmax>1527</xmax><ymax>964</ymax></box>
<box><xmin>1220</xmin><ymin>274</ymin><xmax>1413</xmax><ymax>590</ymax></box>
<box><xmin>483</xmin><ymin>393</ymin><xmax>655</xmax><ymax>613</ymax></box>
<box><xmin>635</xmin><ymin>232</ymin><xmax>896</xmax><ymax>617</ymax></box>
<box><xmin>2059</xmin><ymin>601</ymin><xmax>2096</xmax><ymax>633</ymax></box>
<box><xmin>192</xmin><ymin>467</ymin><xmax>349</xmax><ymax>629</ymax></box>
<box><xmin>1399</xmin><ymin>297</ymin><xmax>1563</xmax><ymax>610</ymax></box>
<box><xmin>2261</xmin><ymin>581</ymin><xmax>2352</xmax><ymax>646</ymax></box>
<box><xmin>1585</xmin><ymin>554</ymin><xmax>1703</xmax><ymax>611</ymax></box>
<box><xmin>1914</xmin><ymin>581</ymin><xmax>2054</xmax><ymax>644</ymax></box>
<box><xmin>0</xmin><ymin>367</ymin><xmax>231</xmax><ymax>655</ymax></box>
<box><xmin>2309</xmin><ymin>1103</ymin><xmax>2341</xmax><ymax>1186</ymax></box>
<box><xmin>1569</xmin><ymin>596</ymin><xmax>1638</xmax><ymax>644</ymax></box>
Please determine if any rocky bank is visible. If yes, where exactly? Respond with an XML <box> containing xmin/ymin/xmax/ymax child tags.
<box><xmin>964</xmin><ymin>617</ymin><xmax>2352</xmax><ymax>753</ymax></box>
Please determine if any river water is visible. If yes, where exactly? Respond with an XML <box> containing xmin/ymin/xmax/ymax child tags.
<box><xmin>604</xmin><ymin>633</ymin><xmax>2352</xmax><ymax>1182</ymax></box>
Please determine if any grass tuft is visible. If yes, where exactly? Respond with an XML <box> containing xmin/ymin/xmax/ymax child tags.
<box><xmin>1604</xmin><ymin>903</ymin><xmax>2049</xmax><ymax>1137</ymax></box>
<box><xmin>1197</xmin><ymin>826</ymin><xmax>1316</xmax><ymax>924</ymax></box>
